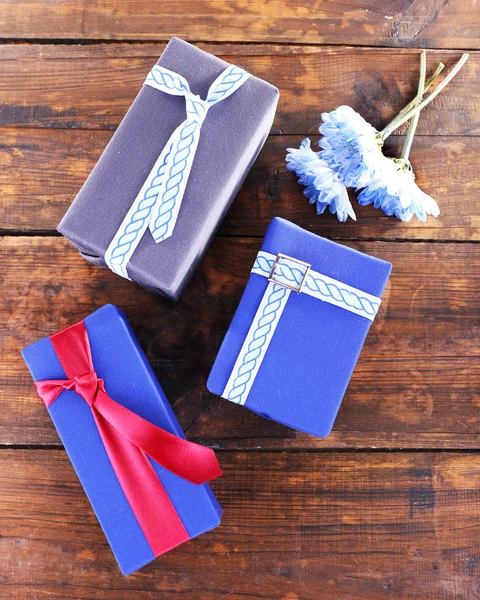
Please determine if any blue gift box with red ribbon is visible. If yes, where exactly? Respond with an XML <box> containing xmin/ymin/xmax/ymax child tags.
<box><xmin>22</xmin><ymin>304</ymin><xmax>222</xmax><ymax>575</ymax></box>
<box><xmin>207</xmin><ymin>217</ymin><xmax>392</xmax><ymax>438</ymax></box>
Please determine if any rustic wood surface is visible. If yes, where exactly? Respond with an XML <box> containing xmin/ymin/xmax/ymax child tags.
<box><xmin>2</xmin><ymin>236</ymin><xmax>479</xmax><ymax>450</ymax></box>
<box><xmin>2</xmin><ymin>131</ymin><xmax>479</xmax><ymax>240</ymax></box>
<box><xmin>1</xmin><ymin>44</ymin><xmax>477</xmax><ymax>136</ymax></box>
<box><xmin>0</xmin><ymin>1</ymin><xmax>479</xmax><ymax>598</ymax></box>
<box><xmin>0</xmin><ymin>0</ymin><xmax>479</xmax><ymax>48</ymax></box>
<box><xmin>2</xmin><ymin>450</ymin><xmax>480</xmax><ymax>599</ymax></box>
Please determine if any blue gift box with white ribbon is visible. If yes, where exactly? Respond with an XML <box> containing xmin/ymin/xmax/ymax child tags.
<box><xmin>207</xmin><ymin>218</ymin><xmax>392</xmax><ymax>438</ymax></box>
<box><xmin>22</xmin><ymin>304</ymin><xmax>221</xmax><ymax>575</ymax></box>
<box><xmin>58</xmin><ymin>37</ymin><xmax>279</xmax><ymax>300</ymax></box>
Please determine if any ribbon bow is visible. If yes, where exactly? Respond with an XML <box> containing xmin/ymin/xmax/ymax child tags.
<box><xmin>104</xmin><ymin>64</ymin><xmax>251</xmax><ymax>280</ymax></box>
<box><xmin>35</xmin><ymin>320</ymin><xmax>221</xmax><ymax>556</ymax></box>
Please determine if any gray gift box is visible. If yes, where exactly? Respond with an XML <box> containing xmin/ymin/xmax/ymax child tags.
<box><xmin>58</xmin><ymin>38</ymin><xmax>279</xmax><ymax>300</ymax></box>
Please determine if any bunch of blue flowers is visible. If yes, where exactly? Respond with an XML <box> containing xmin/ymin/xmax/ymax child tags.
<box><xmin>286</xmin><ymin>52</ymin><xmax>468</xmax><ymax>223</ymax></box>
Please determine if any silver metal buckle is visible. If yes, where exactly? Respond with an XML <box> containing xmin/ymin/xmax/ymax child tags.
<box><xmin>268</xmin><ymin>253</ymin><xmax>311</xmax><ymax>293</ymax></box>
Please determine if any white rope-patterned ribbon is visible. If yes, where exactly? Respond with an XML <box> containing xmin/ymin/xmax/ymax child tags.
<box><xmin>222</xmin><ymin>251</ymin><xmax>382</xmax><ymax>406</ymax></box>
<box><xmin>104</xmin><ymin>64</ymin><xmax>251</xmax><ymax>279</ymax></box>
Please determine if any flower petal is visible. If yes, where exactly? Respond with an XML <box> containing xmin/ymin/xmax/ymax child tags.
<box><xmin>286</xmin><ymin>138</ymin><xmax>355</xmax><ymax>222</ymax></box>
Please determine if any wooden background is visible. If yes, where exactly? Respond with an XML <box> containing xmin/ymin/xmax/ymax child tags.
<box><xmin>0</xmin><ymin>1</ymin><xmax>479</xmax><ymax>599</ymax></box>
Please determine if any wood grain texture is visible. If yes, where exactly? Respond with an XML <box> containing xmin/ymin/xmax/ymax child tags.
<box><xmin>0</xmin><ymin>1</ymin><xmax>479</xmax><ymax>598</ymax></box>
<box><xmin>1</xmin><ymin>129</ymin><xmax>478</xmax><ymax>241</ymax></box>
<box><xmin>3</xmin><ymin>236</ymin><xmax>478</xmax><ymax>448</ymax></box>
<box><xmin>0</xmin><ymin>44</ymin><xmax>477</xmax><ymax>136</ymax></box>
<box><xmin>1</xmin><ymin>450</ymin><xmax>479</xmax><ymax>599</ymax></box>
<box><xmin>0</xmin><ymin>0</ymin><xmax>478</xmax><ymax>49</ymax></box>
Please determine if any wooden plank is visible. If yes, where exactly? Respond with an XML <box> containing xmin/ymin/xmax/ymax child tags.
<box><xmin>0</xmin><ymin>44</ymin><xmax>477</xmax><ymax>136</ymax></box>
<box><xmin>1</xmin><ymin>450</ymin><xmax>479</xmax><ymax>598</ymax></box>
<box><xmin>1</xmin><ymin>129</ymin><xmax>478</xmax><ymax>241</ymax></box>
<box><xmin>0</xmin><ymin>0</ymin><xmax>478</xmax><ymax>48</ymax></box>
<box><xmin>2</xmin><ymin>236</ymin><xmax>478</xmax><ymax>448</ymax></box>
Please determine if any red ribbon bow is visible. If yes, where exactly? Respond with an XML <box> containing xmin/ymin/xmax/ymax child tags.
<box><xmin>35</xmin><ymin>320</ymin><xmax>221</xmax><ymax>557</ymax></box>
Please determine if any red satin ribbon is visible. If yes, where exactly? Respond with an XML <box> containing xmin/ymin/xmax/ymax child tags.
<box><xmin>35</xmin><ymin>320</ymin><xmax>222</xmax><ymax>557</ymax></box>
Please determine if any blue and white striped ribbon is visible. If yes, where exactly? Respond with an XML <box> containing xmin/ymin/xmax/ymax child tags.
<box><xmin>222</xmin><ymin>251</ymin><xmax>382</xmax><ymax>406</ymax></box>
<box><xmin>104</xmin><ymin>64</ymin><xmax>251</xmax><ymax>279</ymax></box>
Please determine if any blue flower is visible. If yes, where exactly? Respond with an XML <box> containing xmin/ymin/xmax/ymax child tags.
<box><xmin>358</xmin><ymin>157</ymin><xmax>439</xmax><ymax>222</ymax></box>
<box><xmin>287</xmin><ymin>107</ymin><xmax>440</xmax><ymax>224</ymax></box>
<box><xmin>319</xmin><ymin>106</ymin><xmax>384</xmax><ymax>189</ymax></box>
<box><xmin>286</xmin><ymin>138</ymin><xmax>356</xmax><ymax>222</ymax></box>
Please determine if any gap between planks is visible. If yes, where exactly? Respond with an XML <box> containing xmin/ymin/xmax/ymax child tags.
<box><xmin>2</xmin><ymin>444</ymin><xmax>480</xmax><ymax>453</ymax></box>
<box><xmin>0</xmin><ymin>39</ymin><xmax>478</xmax><ymax>53</ymax></box>
<box><xmin>1</xmin><ymin>232</ymin><xmax>479</xmax><ymax>245</ymax></box>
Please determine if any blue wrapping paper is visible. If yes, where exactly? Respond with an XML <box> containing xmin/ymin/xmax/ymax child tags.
<box><xmin>207</xmin><ymin>218</ymin><xmax>392</xmax><ymax>438</ymax></box>
<box><xmin>22</xmin><ymin>304</ymin><xmax>221</xmax><ymax>575</ymax></box>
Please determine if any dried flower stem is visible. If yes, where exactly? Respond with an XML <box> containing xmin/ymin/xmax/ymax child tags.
<box><xmin>381</xmin><ymin>53</ymin><xmax>469</xmax><ymax>140</ymax></box>
<box><xmin>385</xmin><ymin>62</ymin><xmax>444</xmax><ymax>137</ymax></box>
<box><xmin>401</xmin><ymin>51</ymin><xmax>427</xmax><ymax>161</ymax></box>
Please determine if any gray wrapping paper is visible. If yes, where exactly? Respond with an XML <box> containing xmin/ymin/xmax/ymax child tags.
<box><xmin>58</xmin><ymin>38</ymin><xmax>279</xmax><ymax>300</ymax></box>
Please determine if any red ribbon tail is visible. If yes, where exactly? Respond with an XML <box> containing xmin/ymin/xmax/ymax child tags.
<box><xmin>92</xmin><ymin>409</ymin><xmax>190</xmax><ymax>557</ymax></box>
<box><xmin>94</xmin><ymin>388</ymin><xmax>222</xmax><ymax>485</ymax></box>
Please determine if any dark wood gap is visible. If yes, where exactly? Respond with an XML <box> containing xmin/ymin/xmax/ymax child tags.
<box><xmin>0</xmin><ymin>39</ymin><xmax>477</xmax><ymax>53</ymax></box>
<box><xmin>1</xmin><ymin>444</ymin><xmax>480</xmax><ymax>454</ymax></box>
<box><xmin>1</xmin><ymin>230</ymin><xmax>479</xmax><ymax>245</ymax></box>
<box><xmin>0</xmin><ymin>125</ymin><xmax>472</xmax><ymax>138</ymax></box>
